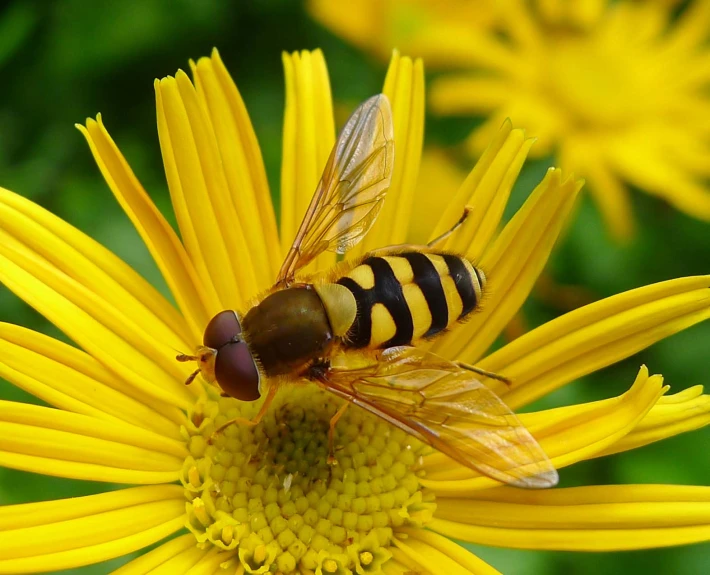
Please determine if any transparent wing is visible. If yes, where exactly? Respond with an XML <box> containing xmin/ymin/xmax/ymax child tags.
<box><xmin>324</xmin><ymin>347</ymin><xmax>558</xmax><ymax>489</ymax></box>
<box><xmin>277</xmin><ymin>94</ymin><xmax>394</xmax><ymax>285</ymax></box>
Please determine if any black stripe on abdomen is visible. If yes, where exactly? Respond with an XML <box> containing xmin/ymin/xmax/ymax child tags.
<box><xmin>337</xmin><ymin>256</ymin><xmax>414</xmax><ymax>348</ymax></box>
<box><xmin>442</xmin><ymin>254</ymin><xmax>477</xmax><ymax>319</ymax></box>
<box><xmin>401</xmin><ymin>252</ymin><xmax>448</xmax><ymax>337</ymax></box>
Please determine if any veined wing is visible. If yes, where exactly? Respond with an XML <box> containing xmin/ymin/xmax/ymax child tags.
<box><xmin>276</xmin><ymin>94</ymin><xmax>394</xmax><ymax>285</ymax></box>
<box><xmin>323</xmin><ymin>347</ymin><xmax>558</xmax><ymax>489</ymax></box>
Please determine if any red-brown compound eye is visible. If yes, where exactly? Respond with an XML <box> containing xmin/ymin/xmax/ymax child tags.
<box><xmin>214</xmin><ymin>341</ymin><xmax>261</xmax><ymax>401</ymax></box>
<box><xmin>203</xmin><ymin>310</ymin><xmax>242</xmax><ymax>349</ymax></box>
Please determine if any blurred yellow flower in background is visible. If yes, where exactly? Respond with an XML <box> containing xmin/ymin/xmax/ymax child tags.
<box><xmin>1</xmin><ymin>47</ymin><xmax>710</xmax><ymax>574</ymax></box>
<box><xmin>309</xmin><ymin>0</ymin><xmax>710</xmax><ymax>240</ymax></box>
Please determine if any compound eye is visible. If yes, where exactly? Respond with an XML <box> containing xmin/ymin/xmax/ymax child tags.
<box><xmin>203</xmin><ymin>310</ymin><xmax>242</xmax><ymax>349</ymax></box>
<box><xmin>214</xmin><ymin>341</ymin><xmax>261</xmax><ymax>401</ymax></box>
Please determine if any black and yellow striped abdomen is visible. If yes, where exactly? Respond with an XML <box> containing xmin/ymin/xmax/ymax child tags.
<box><xmin>335</xmin><ymin>251</ymin><xmax>485</xmax><ymax>349</ymax></box>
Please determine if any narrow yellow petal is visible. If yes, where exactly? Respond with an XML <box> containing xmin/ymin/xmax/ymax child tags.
<box><xmin>397</xmin><ymin>528</ymin><xmax>502</xmax><ymax>575</ymax></box>
<box><xmin>408</xmin><ymin>149</ymin><xmax>466</xmax><ymax>244</ymax></box>
<box><xmin>141</xmin><ymin>546</ymin><xmax>208</xmax><ymax>575</ymax></box>
<box><xmin>0</xmin><ymin>400</ymin><xmax>186</xmax><ymax>458</ymax></box>
<box><xmin>0</xmin><ymin>187</ymin><xmax>191</xmax><ymax>347</ymax></box>
<box><xmin>78</xmin><ymin>119</ymin><xmax>213</xmax><ymax>340</ymax></box>
<box><xmin>191</xmin><ymin>49</ymin><xmax>280</xmax><ymax>286</ymax></box>
<box><xmin>619</xmin><ymin>150</ymin><xmax>710</xmax><ymax>222</ymax></box>
<box><xmin>428</xmin><ymin>120</ymin><xmax>535</xmax><ymax>261</ymax></box>
<box><xmin>430</xmin><ymin>76</ymin><xmax>511</xmax><ymax>116</ymax></box>
<box><xmin>0</xmin><ymin>244</ymin><xmax>195</xmax><ymax>410</ymax></box>
<box><xmin>392</xmin><ymin>537</ymin><xmax>479</xmax><ymax>575</ymax></box>
<box><xmin>0</xmin><ymin>401</ymin><xmax>184</xmax><ymax>483</ymax></box>
<box><xmin>430</xmin><ymin>516</ymin><xmax>710</xmax><ymax>551</ymax></box>
<box><xmin>280</xmin><ymin>49</ymin><xmax>336</xmax><ymax>271</ymax></box>
<box><xmin>431</xmin><ymin>168</ymin><xmax>583</xmax><ymax>362</ymax></box>
<box><xmin>156</xmin><ymin>72</ymin><xmax>257</xmax><ymax>309</ymax></box>
<box><xmin>110</xmin><ymin>534</ymin><xmax>198</xmax><ymax>575</ymax></box>
<box><xmin>0</xmin><ymin>198</ymin><xmax>198</xmax><ymax>403</ymax></box>
<box><xmin>428</xmin><ymin>484</ymin><xmax>710</xmax><ymax>550</ymax></box>
<box><xmin>183</xmin><ymin>546</ymin><xmax>234</xmax><ymax>575</ymax></box>
<box><xmin>383</xmin><ymin>560</ymin><xmax>415</xmax><ymax>575</ymax></box>
<box><xmin>357</xmin><ymin>50</ymin><xmax>425</xmax><ymax>253</ymax></box>
<box><xmin>0</xmin><ymin>323</ymin><xmax>183</xmax><ymax>438</ymax></box>
<box><xmin>600</xmin><ymin>384</ymin><xmax>710</xmax><ymax>456</ymax></box>
<box><xmin>665</xmin><ymin>0</ymin><xmax>710</xmax><ymax>52</ymax></box>
<box><xmin>0</xmin><ymin>485</ymin><xmax>182</xmax><ymax>530</ymax></box>
<box><xmin>560</xmin><ymin>137</ymin><xmax>635</xmax><ymax>240</ymax></box>
<box><xmin>478</xmin><ymin>275</ymin><xmax>710</xmax><ymax>409</ymax></box>
<box><xmin>0</xmin><ymin>492</ymin><xmax>185</xmax><ymax>573</ymax></box>
<box><xmin>421</xmin><ymin>366</ymin><xmax>664</xmax><ymax>492</ymax></box>
<box><xmin>0</xmin><ymin>452</ymin><xmax>179</xmax><ymax>485</ymax></box>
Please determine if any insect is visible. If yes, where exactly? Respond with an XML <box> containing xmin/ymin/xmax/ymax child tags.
<box><xmin>177</xmin><ymin>94</ymin><xmax>558</xmax><ymax>489</ymax></box>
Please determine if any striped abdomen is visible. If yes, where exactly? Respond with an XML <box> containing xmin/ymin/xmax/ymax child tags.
<box><xmin>335</xmin><ymin>251</ymin><xmax>485</xmax><ymax>349</ymax></box>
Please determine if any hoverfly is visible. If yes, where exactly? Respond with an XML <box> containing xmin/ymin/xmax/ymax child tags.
<box><xmin>178</xmin><ymin>95</ymin><xmax>558</xmax><ymax>489</ymax></box>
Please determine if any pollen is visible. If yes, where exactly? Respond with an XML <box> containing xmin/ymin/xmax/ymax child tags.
<box><xmin>181</xmin><ymin>385</ymin><xmax>433</xmax><ymax>573</ymax></box>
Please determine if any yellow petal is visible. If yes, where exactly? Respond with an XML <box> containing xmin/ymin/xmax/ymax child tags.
<box><xmin>408</xmin><ymin>149</ymin><xmax>467</xmax><ymax>245</ymax></box>
<box><xmin>397</xmin><ymin>527</ymin><xmax>502</xmax><ymax>575</ymax></box>
<box><xmin>356</xmin><ymin>50</ymin><xmax>425</xmax><ymax>254</ymax></box>
<box><xmin>431</xmin><ymin>168</ymin><xmax>583</xmax><ymax>361</ymax></box>
<box><xmin>156</xmin><ymin>72</ymin><xmax>258</xmax><ymax>310</ymax></box>
<box><xmin>607</xmin><ymin>129</ymin><xmax>710</xmax><ymax>222</ymax></box>
<box><xmin>0</xmin><ymin>401</ymin><xmax>184</xmax><ymax>483</ymax></box>
<box><xmin>0</xmin><ymin>238</ymin><xmax>194</xmax><ymax>410</ymax></box>
<box><xmin>600</xmin><ymin>384</ymin><xmax>710</xmax><ymax>456</ymax></box>
<box><xmin>427</xmin><ymin>120</ymin><xmax>535</xmax><ymax>262</ymax></box>
<box><xmin>0</xmin><ymin>192</ymin><xmax>198</xmax><ymax>404</ymax></box>
<box><xmin>0</xmin><ymin>187</ymin><xmax>191</xmax><ymax>347</ymax></box>
<box><xmin>183</xmin><ymin>546</ymin><xmax>234</xmax><ymax>575</ymax></box>
<box><xmin>78</xmin><ymin>118</ymin><xmax>213</xmax><ymax>340</ymax></box>
<box><xmin>559</xmin><ymin>136</ymin><xmax>635</xmax><ymax>241</ymax></box>
<box><xmin>392</xmin><ymin>536</ymin><xmax>489</xmax><ymax>575</ymax></box>
<box><xmin>478</xmin><ymin>275</ymin><xmax>710</xmax><ymax>409</ymax></box>
<box><xmin>0</xmin><ymin>323</ymin><xmax>183</xmax><ymax>438</ymax></box>
<box><xmin>383</xmin><ymin>560</ymin><xmax>418</xmax><ymax>575</ymax></box>
<box><xmin>420</xmin><ymin>366</ymin><xmax>664</xmax><ymax>492</ymax></box>
<box><xmin>280</xmin><ymin>49</ymin><xmax>336</xmax><ymax>272</ymax></box>
<box><xmin>110</xmin><ymin>534</ymin><xmax>198</xmax><ymax>575</ymax></box>
<box><xmin>428</xmin><ymin>484</ymin><xmax>710</xmax><ymax>551</ymax></box>
<box><xmin>429</xmin><ymin>76</ymin><xmax>511</xmax><ymax>116</ymax></box>
<box><xmin>0</xmin><ymin>486</ymin><xmax>185</xmax><ymax>573</ymax></box>
<box><xmin>191</xmin><ymin>49</ymin><xmax>280</xmax><ymax>287</ymax></box>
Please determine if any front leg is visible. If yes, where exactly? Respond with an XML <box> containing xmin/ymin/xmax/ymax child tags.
<box><xmin>208</xmin><ymin>384</ymin><xmax>278</xmax><ymax>443</ymax></box>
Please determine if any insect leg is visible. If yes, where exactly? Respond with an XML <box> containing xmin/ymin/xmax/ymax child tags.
<box><xmin>327</xmin><ymin>402</ymin><xmax>349</xmax><ymax>466</ymax></box>
<box><xmin>184</xmin><ymin>369</ymin><xmax>200</xmax><ymax>386</ymax></box>
<box><xmin>427</xmin><ymin>206</ymin><xmax>471</xmax><ymax>248</ymax></box>
<box><xmin>456</xmin><ymin>360</ymin><xmax>512</xmax><ymax>386</ymax></box>
<box><xmin>208</xmin><ymin>384</ymin><xmax>278</xmax><ymax>443</ymax></box>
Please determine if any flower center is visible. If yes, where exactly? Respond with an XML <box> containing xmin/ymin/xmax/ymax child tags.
<box><xmin>181</xmin><ymin>385</ymin><xmax>434</xmax><ymax>573</ymax></box>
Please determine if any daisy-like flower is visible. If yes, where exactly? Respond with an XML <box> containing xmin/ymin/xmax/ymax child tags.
<box><xmin>1</xmin><ymin>48</ymin><xmax>709</xmax><ymax>574</ymax></box>
<box><xmin>309</xmin><ymin>0</ymin><xmax>710</xmax><ymax>240</ymax></box>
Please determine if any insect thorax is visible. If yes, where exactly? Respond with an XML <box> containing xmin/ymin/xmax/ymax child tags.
<box><xmin>242</xmin><ymin>286</ymin><xmax>334</xmax><ymax>377</ymax></box>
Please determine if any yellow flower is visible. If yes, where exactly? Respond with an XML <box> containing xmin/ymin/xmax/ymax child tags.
<box><xmin>1</xmin><ymin>48</ymin><xmax>710</xmax><ymax>574</ymax></box>
<box><xmin>310</xmin><ymin>0</ymin><xmax>710</xmax><ymax>240</ymax></box>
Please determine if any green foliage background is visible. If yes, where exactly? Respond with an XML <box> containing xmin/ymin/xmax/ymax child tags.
<box><xmin>0</xmin><ymin>1</ymin><xmax>708</xmax><ymax>573</ymax></box>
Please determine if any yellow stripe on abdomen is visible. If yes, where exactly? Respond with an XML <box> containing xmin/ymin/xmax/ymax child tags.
<box><xmin>369</xmin><ymin>302</ymin><xmax>397</xmax><ymax>347</ymax></box>
<box><xmin>440</xmin><ymin>274</ymin><xmax>463</xmax><ymax>325</ymax></box>
<box><xmin>402</xmin><ymin>283</ymin><xmax>433</xmax><ymax>339</ymax></box>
